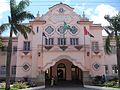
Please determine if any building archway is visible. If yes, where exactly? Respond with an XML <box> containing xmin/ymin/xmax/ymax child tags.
<box><xmin>45</xmin><ymin>59</ymin><xmax>83</xmax><ymax>86</ymax></box>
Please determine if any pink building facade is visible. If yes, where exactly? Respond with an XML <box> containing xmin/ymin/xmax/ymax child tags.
<box><xmin>0</xmin><ymin>3</ymin><xmax>118</xmax><ymax>85</ymax></box>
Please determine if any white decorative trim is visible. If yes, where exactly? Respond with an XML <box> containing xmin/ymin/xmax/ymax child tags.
<box><xmin>43</xmin><ymin>55</ymin><xmax>88</xmax><ymax>71</ymax></box>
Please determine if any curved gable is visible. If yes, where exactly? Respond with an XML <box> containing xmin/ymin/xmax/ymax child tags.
<box><xmin>49</xmin><ymin>2</ymin><xmax>74</xmax><ymax>11</ymax></box>
<box><xmin>41</xmin><ymin>2</ymin><xmax>80</xmax><ymax>23</ymax></box>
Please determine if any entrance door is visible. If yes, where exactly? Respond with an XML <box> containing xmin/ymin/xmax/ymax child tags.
<box><xmin>57</xmin><ymin>63</ymin><xmax>66</xmax><ymax>80</ymax></box>
<box><xmin>71</xmin><ymin>65</ymin><xmax>79</xmax><ymax>80</ymax></box>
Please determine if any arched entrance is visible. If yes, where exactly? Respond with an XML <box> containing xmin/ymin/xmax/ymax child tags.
<box><xmin>45</xmin><ymin>59</ymin><xmax>83</xmax><ymax>86</ymax></box>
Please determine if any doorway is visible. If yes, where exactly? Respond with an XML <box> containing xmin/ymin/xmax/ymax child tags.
<box><xmin>71</xmin><ymin>65</ymin><xmax>79</xmax><ymax>80</ymax></box>
<box><xmin>57</xmin><ymin>63</ymin><xmax>66</xmax><ymax>80</ymax></box>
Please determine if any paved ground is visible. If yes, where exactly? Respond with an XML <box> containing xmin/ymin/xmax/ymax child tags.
<box><xmin>22</xmin><ymin>85</ymin><xmax>120</xmax><ymax>90</ymax></box>
<box><xmin>40</xmin><ymin>86</ymin><xmax>120</xmax><ymax>90</ymax></box>
<box><xmin>40</xmin><ymin>86</ymin><xmax>98</xmax><ymax>90</ymax></box>
<box><xmin>40</xmin><ymin>87</ymin><xmax>96</xmax><ymax>90</ymax></box>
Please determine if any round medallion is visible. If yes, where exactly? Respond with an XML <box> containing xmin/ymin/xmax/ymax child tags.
<box><xmin>92</xmin><ymin>63</ymin><xmax>100</xmax><ymax>71</ymax></box>
<box><xmin>59</xmin><ymin>8</ymin><xmax>65</xmax><ymax>13</ymax></box>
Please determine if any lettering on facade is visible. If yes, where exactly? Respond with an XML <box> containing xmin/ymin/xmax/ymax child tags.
<box><xmin>49</xmin><ymin>15</ymin><xmax>72</xmax><ymax>23</ymax></box>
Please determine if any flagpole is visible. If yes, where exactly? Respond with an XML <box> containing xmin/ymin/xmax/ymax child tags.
<box><xmin>41</xmin><ymin>32</ymin><xmax>44</xmax><ymax>73</ymax></box>
<box><xmin>84</xmin><ymin>27</ymin><xmax>86</xmax><ymax>70</ymax></box>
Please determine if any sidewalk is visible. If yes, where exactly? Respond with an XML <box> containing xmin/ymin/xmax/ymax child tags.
<box><xmin>84</xmin><ymin>85</ymin><xmax>120</xmax><ymax>90</ymax></box>
<box><xmin>20</xmin><ymin>85</ymin><xmax>120</xmax><ymax>90</ymax></box>
<box><xmin>20</xmin><ymin>85</ymin><xmax>45</xmax><ymax>90</ymax></box>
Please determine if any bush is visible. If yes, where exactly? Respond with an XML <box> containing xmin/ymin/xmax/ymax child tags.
<box><xmin>92</xmin><ymin>76</ymin><xmax>102</xmax><ymax>85</ymax></box>
<box><xmin>11</xmin><ymin>82</ymin><xmax>29</xmax><ymax>89</ymax></box>
<box><xmin>104</xmin><ymin>81</ymin><xmax>116</xmax><ymax>87</ymax></box>
<box><xmin>0</xmin><ymin>82</ymin><xmax>5</xmax><ymax>88</ymax></box>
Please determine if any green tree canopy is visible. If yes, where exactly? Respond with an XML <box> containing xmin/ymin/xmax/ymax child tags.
<box><xmin>0</xmin><ymin>0</ymin><xmax>34</xmax><ymax>90</ymax></box>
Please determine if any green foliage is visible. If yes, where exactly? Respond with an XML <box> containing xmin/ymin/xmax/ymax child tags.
<box><xmin>0</xmin><ymin>82</ymin><xmax>5</xmax><ymax>88</ymax></box>
<box><xmin>0</xmin><ymin>39</ymin><xmax>3</xmax><ymax>48</ymax></box>
<box><xmin>10</xmin><ymin>88</ymin><xmax>18</xmax><ymax>90</ymax></box>
<box><xmin>92</xmin><ymin>76</ymin><xmax>102</xmax><ymax>85</ymax></box>
<box><xmin>104</xmin><ymin>81</ymin><xmax>116</xmax><ymax>87</ymax></box>
<box><xmin>0</xmin><ymin>88</ymin><xmax>5</xmax><ymax>90</ymax></box>
<box><xmin>104</xmin><ymin>80</ymin><xmax>120</xmax><ymax>88</ymax></box>
<box><xmin>0</xmin><ymin>0</ymin><xmax>35</xmax><ymax>89</ymax></box>
<box><xmin>104</xmin><ymin>13</ymin><xmax>120</xmax><ymax>54</ymax></box>
<box><xmin>11</xmin><ymin>82</ymin><xmax>29</xmax><ymax>89</ymax></box>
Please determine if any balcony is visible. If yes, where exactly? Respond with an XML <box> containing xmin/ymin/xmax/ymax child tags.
<box><xmin>74</xmin><ymin>45</ymin><xmax>83</xmax><ymax>50</ymax></box>
<box><xmin>21</xmin><ymin>50</ymin><xmax>32</xmax><ymax>58</ymax></box>
<box><xmin>44</xmin><ymin>45</ymin><xmax>53</xmax><ymax>51</ymax></box>
<box><xmin>91</xmin><ymin>49</ymin><xmax>103</xmax><ymax>58</ymax></box>
<box><xmin>59</xmin><ymin>45</ymin><xmax>68</xmax><ymax>51</ymax></box>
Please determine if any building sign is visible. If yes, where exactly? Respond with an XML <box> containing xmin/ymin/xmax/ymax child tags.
<box><xmin>49</xmin><ymin>15</ymin><xmax>72</xmax><ymax>23</ymax></box>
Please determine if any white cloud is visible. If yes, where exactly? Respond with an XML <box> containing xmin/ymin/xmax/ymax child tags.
<box><xmin>73</xmin><ymin>3</ymin><xmax>86</xmax><ymax>15</ymax></box>
<box><xmin>86</xmin><ymin>4</ymin><xmax>118</xmax><ymax>26</ymax></box>
<box><xmin>85</xmin><ymin>4</ymin><xmax>118</xmax><ymax>36</ymax></box>
<box><xmin>0</xmin><ymin>0</ymin><xmax>9</xmax><ymax>19</ymax></box>
<box><xmin>68</xmin><ymin>3</ymin><xmax>118</xmax><ymax>35</ymax></box>
<box><xmin>73</xmin><ymin>4</ymin><xmax>118</xmax><ymax>26</ymax></box>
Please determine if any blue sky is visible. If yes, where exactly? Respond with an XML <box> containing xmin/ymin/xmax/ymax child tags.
<box><xmin>0</xmin><ymin>0</ymin><xmax>120</xmax><ymax>36</ymax></box>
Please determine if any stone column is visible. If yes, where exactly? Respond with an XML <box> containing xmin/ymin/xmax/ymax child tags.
<box><xmin>36</xmin><ymin>70</ymin><xmax>45</xmax><ymax>86</ymax></box>
<box><xmin>83</xmin><ymin>71</ymin><xmax>90</xmax><ymax>85</ymax></box>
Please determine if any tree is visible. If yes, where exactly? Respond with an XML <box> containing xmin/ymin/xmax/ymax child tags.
<box><xmin>104</xmin><ymin>12</ymin><xmax>120</xmax><ymax>86</ymax></box>
<box><xmin>0</xmin><ymin>0</ymin><xmax>34</xmax><ymax>90</ymax></box>
<box><xmin>0</xmin><ymin>38</ymin><xmax>3</xmax><ymax>48</ymax></box>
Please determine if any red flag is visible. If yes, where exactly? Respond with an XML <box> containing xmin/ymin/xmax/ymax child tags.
<box><xmin>84</xmin><ymin>26</ymin><xmax>88</xmax><ymax>35</ymax></box>
<box><xmin>84</xmin><ymin>26</ymin><xmax>94</xmax><ymax>38</ymax></box>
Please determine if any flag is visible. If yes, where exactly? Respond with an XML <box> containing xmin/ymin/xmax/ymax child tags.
<box><xmin>84</xmin><ymin>26</ymin><xmax>88</xmax><ymax>35</ymax></box>
<box><xmin>84</xmin><ymin>26</ymin><xmax>94</xmax><ymax>38</ymax></box>
<box><xmin>42</xmin><ymin>32</ymin><xmax>46</xmax><ymax>37</ymax></box>
<box><xmin>63</xmin><ymin>22</ymin><xmax>71</xmax><ymax>30</ymax></box>
<box><xmin>88</xmin><ymin>32</ymin><xmax>94</xmax><ymax>38</ymax></box>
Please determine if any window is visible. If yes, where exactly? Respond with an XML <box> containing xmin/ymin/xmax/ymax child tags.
<box><xmin>58</xmin><ymin>38</ymin><xmax>66</xmax><ymax>45</ymax></box>
<box><xmin>13</xmin><ymin>46</ymin><xmax>17</xmax><ymax>52</ymax></box>
<box><xmin>12</xmin><ymin>66</ymin><xmax>16</xmax><ymax>75</ymax></box>
<box><xmin>23</xmin><ymin>41</ymin><xmax>30</xmax><ymax>51</ymax></box>
<box><xmin>37</xmin><ymin>26</ymin><xmax>39</xmax><ymax>33</ymax></box>
<box><xmin>112</xmin><ymin>65</ymin><xmax>118</xmax><ymax>74</ymax></box>
<box><xmin>105</xmin><ymin>65</ymin><xmax>109</xmax><ymax>74</ymax></box>
<box><xmin>58</xmin><ymin>26</ymin><xmax>66</xmax><ymax>34</ymax></box>
<box><xmin>92</xmin><ymin>42</ymin><xmax>99</xmax><ymax>51</ymax></box>
<box><xmin>45</xmin><ymin>26</ymin><xmax>54</xmax><ymax>34</ymax></box>
<box><xmin>0</xmin><ymin>66</ymin><xmax>6</xmax><ymax>75</ymax></box>
<box><xmin>45</xmin><ymin>38</ymin><xmax>54</xmax><ymax>45</ymax></box>
<box><xmin>111</xmin><ymin>46</ymin><xmax>116</xmax><ymax>54</ymax></box>
<box><xmin>70</xmin><ymin>38</ymin><xmax>79</xmax><ymax>45</ymax></box>
<box><xmin>59</xmin><ymin>8</ymin><xmax>65</xmax><ymax>13</ymax></box>
<box><xmin>70</xmin><ymin>26</ymin><xmax>78</xmax><ymax>34</ymax></box>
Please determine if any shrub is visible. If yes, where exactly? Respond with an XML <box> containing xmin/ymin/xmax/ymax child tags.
<box><xmin>0</xmin><ymin>82</ymin><xmax>5</xmax><ymax>88</ymax></box>
<box><xmin>11</xmin><ymin>82</ymin><xmax>29</xmax><ymax>89</ymax></box>
<box><xmin>104</xmin><ymin>81</ymin><xmax>117</xmax><ymax>87</ymax></box>
<box><xmin>92</xmin><ymin>76</ymin><xmax>102</xmax><ymax>85</ymax></box>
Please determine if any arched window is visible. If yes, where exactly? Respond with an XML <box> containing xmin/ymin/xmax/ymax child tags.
<box><xmin>57</xmin><ymin>63</ymin><xmax>65</xmax><ymax>68</ymax></box>
<box><xmin>45</xmin><ymin>26</ymin><xmax>54</xmax><ymax>34</ymax></box>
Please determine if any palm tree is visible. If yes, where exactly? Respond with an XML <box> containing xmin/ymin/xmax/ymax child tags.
<box><xmin>0</xmin><ymin>38</ymin><xmax>3</xmax><ymax>48</ymax></box>
<box><xmin>0</xmin><ymin>0</ymin><xmax>34</xmax><ymax>90</ymax></box>
<box><xmin>104</xmin><ymin>12</ymin><xmax>120</xmax><ymax>86</ymax></box>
